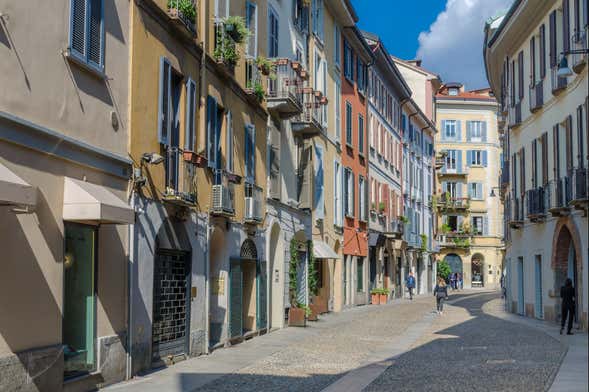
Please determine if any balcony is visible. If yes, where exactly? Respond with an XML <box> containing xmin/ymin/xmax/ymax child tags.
<box><xmin>434</xmin><ymin>155</ymin><xmax>446</xmax><ymax>170</ymax></box>
<box><xmin>508</xmin><ymin>197</ymin><xmax>524</xmax><ymax>229</ymax></box>
<box><xmin>551</xmin><ymin>67</ymin><xmax>567</xmax><ymax>95</ymax></box>
<box><xmin>439</xmin><ymin>165</ymin><xmax>469</xmax><ymax>177</ymax></box>
<box><xmin>529</xmin><ymin>81</ymin><xmax>544</xmax><ymax>113</ymax></box>
<box><xmin>570</xmin><ymin>167</ymin><xmax>588</xmax><ymax>208</ymax></box>
<box><xmin>213</xmin><ymin>20</ymin><xmax>238</xmax><ymax>71</ymax></box>
<box><xmin>167</xmin><ymin>0</ymin><xmax>197</xmax><ymax>37</ymax></box>
<box><xmin>211</xmin><ymin>169</ymin><xmax>235</xmax><ymax>217</ymax></box>
<box><xmin>386</xmin><ymin>218</ymin><xmax>404</xmax><ymax>238</ymax></box>
<box><xmin>244</xmin><ymin>183</ymin><xmax>263</xmax><ymax>223</ymax></box>
<box><xmin>526</xmin><ymin>187</ymin><xmax>547</xmax><ymax>222</ymax></box>
<box><xmin>572</xmin><ymin>30</ymin><xmax>587</xmax><ymax>73</ymax></box>
<box><xmin>437</xmin><ymin>233</ymin><xmax>471</xmax><ymax>250</ymax></box>
<box><xmin>162</xmin><ymin>147</ymin><xmax>197</xmax><ymax>206</ymax></box>
<box><xmin>291</xmin><ymin>88</ymin><xmax>324</xmax><ymax>137</ymax></box>
<box><xmin>434</xmin><ymin>195</ymin><xmax>470</xmax><ymax>212</ymax></box>
<box><xmin>501</xmin><ymin>161</ymin><xmax>510</xmax><ymax>187</ymax></box>
<box><xmin>548</xmin><ymin>178</ymin><xmax>571</xmax><ymax>216</ymax></box>
<box><xmin>245</xmin><ymin>58</ymin><xmax>263</xmax><ymax>104</ymax></box>
<box><xmin>405</xmin><ymin>233</ymin><xmax>421</xmax><ymax>249</ymax></box>
<box><xmin>266</xmin><ymin>58</ymin><xmax>304</xmax><ymax>117</ymax></box>
<box><xmin>508</xmin><ymin>102</ymin><xmax>522</xmax><ymax>128</ymax></box>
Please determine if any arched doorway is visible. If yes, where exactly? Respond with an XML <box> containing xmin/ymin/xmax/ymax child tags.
<box><xmin>552</xmin><ymin>224</ymin><xmax>582</xmax><ymax>324</ymax></box>
<box><xmin>471</xmin><ymin>253</ymin><xmax>485</xmax><ymax>288</ymax></box>
<box><xmin>234</xmin><ymin>239</ymin><xmax>261</xmax><ymax>336</ymax></box>
<box><xmin>268</xmin><ymin>223</ymin><xmax>284</xmax><ymax>329</ymax></box>
<box><xmin>444</xmin><ymin>254</ymin><xmax>463</xmax><ymax>274</ymax></box>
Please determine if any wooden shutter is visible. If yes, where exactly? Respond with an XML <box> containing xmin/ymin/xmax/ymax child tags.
<box><xmin>510</xmin><ymin>60</ymin><xmax>516</xmax><ymax>106</ymax></box>
<box><xmin>456</xmin><ymin>150</ymin><xmax>463</xmax><ymax>172</ymax></box>
<box><xmin>269</xmin><ymin>125</ymin><xmax>281</xmax><ymax>199</ymax></box>
<box><xmin>466</xmin><ymin>150</ymin><xmax>472</xmax><ymax>167</ymax></box>
<box><xmin>87</xmin><ymin>0</ymin><xmax>103</xmax><ymax>66</ymax></box>
<box><xmin>574</xmin><ymin>0</ymin><xmax>581</xmax><ymax>33</ymax></box>
<box><xmin>549</xmin><ymin>11</ymin><xmax>557</xmax><ymax>68</ymax></box>
<box><xmin>553</xmin><ymin>124</ymin><xmax>560</xmax><ymax>178</ymax></box>
<box><xmin>541</xmin><ymin>132</ymin><xmax>549</xmax><ymax>185</ymax></box>
<box><xmin>563</xmin><ymin>0</ymin><xmax>571</xmax><ymax>52</ymax></box>
<box><xmin>482</xmin><ymin>121</ymin><xmax>487</xmax><ymax>142</ymax></box>
<box><xmin>158</xmin><ymin>57</ymin><xmax>172</xmax><ymax>145</ymax></box>
<box><xmin>466</xmin><ymin>121</ymin><xmax>472</xmax><ymax>141</ymax></box>
<box><xmin>566</xmin><ymin>115</ymin><xmax>573</xmax><ymax>172</ymax></box>
<box><xmin>531</xmin><ymin>139</ymin><xmax>538</xmax><ymax>187</ymax></box>
<box><xmin>298</xmin><ymin>142</ymin><xmax>313</xmax><ymax>209</ymax></box>
<box><xmin>185</xmin><ymin>78</ymin><xmax>196</xmax><ymax>151</ymax></box>
<box><xmin>483</xmin><ymin>216</ymin><xmax>489</xmax><ymax>236</ymax></box>
<box><xmin>584</xmin><ymin>0</ymin><xmax>589</xmax><ymax>28</ymax></box>
<box><xmin>577</xmin><ymin>105</ymin><xmax>584</xmax><ymax>168</ymax></box>
<box><xmin>71</xmin><ymin>0</ymin><xmax>87</xmax><ymax>57</ymax></box>
<box><xmin>540</xmin><ymin>24</ymin><xmax>546</xmax><ymax>79</ymax></box>
<box><xmin>512</xmin><ymin>153</ymin><xmax>518</xmax><ymax>195</ymax></box>
<box><xmin>482</xmin><ymin>151</ymin><xmax>488</xmax><ymax>167</ymax></box>
<box><xmin>518</xmin><ymin>51</ymin><xmax>524</xmax><ymax>100</ymax></box>
<box><xmin>520</xmin><ymin>148</ymin><xmax>526</xmax><ymax>196</ymax></box>
<box><xmin>530</xmin><ymin>37</ymin><xmax>536</xmax><ymax>83</ymax></box>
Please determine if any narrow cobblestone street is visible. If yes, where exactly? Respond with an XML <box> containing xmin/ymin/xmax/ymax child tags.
<box><xmin>105</xmin><ymin>290</ymin><xmax>585</xmax><ymax>392</ymax></box>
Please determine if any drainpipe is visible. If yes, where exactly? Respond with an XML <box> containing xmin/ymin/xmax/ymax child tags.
<box><xmin>126</xmin><ymin>190</ymin><xmax>136</xmax><ymax>380</ymax></box>
<box><xmin>204</xmin><ymin>216</ymin><xmax>211</xmax><ymax>353</ymax></box>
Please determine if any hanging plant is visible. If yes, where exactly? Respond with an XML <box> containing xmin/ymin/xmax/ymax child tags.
<box><xmin>223</xmin><ymin>16</ymin><xmax>251</xmax><ymax>44</ymax></box>
<box><xmin>307</xmin><ymin>240</ymin><xmax>318</xmax><ymax>297</ymax></box>
<box><xmin>289</xmin><ymin>239</ymin><xmax>299</xmax><ymax>306</ymax></box>
<box><xmin>252</xmin><ymin>81</ymin><xmax>266</xmax><ymax>102</ymax></box>
<box><xmin>255</xmin><ymin>56</ymin><xmax>276</xmax><ymax>77</ymax></box>
<box><xmin>214</xmin><ymin>27</ymin><xmax>240</xmax><ymax>66</ymax></box>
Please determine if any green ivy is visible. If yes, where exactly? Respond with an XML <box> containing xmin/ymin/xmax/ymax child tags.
<box><xmin>289</xmin><ymin>239</ymin><xmax>299</xmax><ymax>306</ymax></box>
<box><xmin>307</xmin><ymin>240</ymin><xmax>318</xmax><ymax>296</ymax></box>
<box><xmin>420</xmin><ymin>234</ymin><xmax>428</xmax><ymax>251</ymax></box>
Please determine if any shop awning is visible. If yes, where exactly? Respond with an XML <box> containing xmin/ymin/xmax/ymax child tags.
<box><xmin>0</xmin><ymin>162</ymin><xmax>36</xmax><ymax>207</ymax></box>
<box><xmin>313</xmin><ymin>240</ymin><xmax>339</xmax><ymax>259</ymax></box>
<box><xmin>63</xmin><ymin>177</ymin><xmax>134</xmax><ymax>224</ymax></box>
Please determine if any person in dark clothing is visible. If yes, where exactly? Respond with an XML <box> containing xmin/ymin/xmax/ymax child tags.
<box><xmin>406</xmin><ymin>272</ymin><xmax>416</xmax><ymax>300</ymax></box>
<box><xmin>434</xmin><ymin>277</ymin><xmax>449</xmax><ymax>314</ymax></box>
<box><xmin>560</xmin><ymin>278</ymin><xmax>576</xmax><ymax>335</ymax></box>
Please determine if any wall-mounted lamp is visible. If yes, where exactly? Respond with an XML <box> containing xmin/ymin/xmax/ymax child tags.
<box><xmin>142</xmin><ymin>152</ymin><xmax>164</xmax><ymax>165</ymax></box>
<box><xmin>557</xmin><ymin>47</ymin><xmax>589</xmax><ymax>78</ymax></box>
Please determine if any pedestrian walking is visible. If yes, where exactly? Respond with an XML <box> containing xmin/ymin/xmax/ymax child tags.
<box><xmin>406</xmin><ymin>272</ymin><xmax>416</xmax><ymax>300</ymax></box>
<box><xmin>459</xmin><ymin>272</ymin><xmax>463</xmax><ymax>290</ymax></box>
<box><xmin>560</xmin><ymin>278</ymin><xmax>576</xmax><ymax>335</ymax></box>
<box><xmin>450</xmin><ymin>273</ymin><xmax>456</xmax><ymax>290</ymax></box>
<box><xmin>500</xmin><ymin>273</ymin><xmax>506</xmax><ymax>299</ymax></box>
<box><xmin>433</xmin><ymin>277</ymin><xmax>449</xmax><ymax>314</ymax></box>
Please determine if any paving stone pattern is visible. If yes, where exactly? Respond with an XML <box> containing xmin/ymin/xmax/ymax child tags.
<box><xmin>365</xmin><ymin>293</ymin><xmax>566</xmax><ymax>392</ymax></box>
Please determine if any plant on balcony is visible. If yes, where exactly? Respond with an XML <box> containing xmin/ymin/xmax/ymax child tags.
<box><xmin>420</xmin><ymin>234</ymin><xmax>428</xmax><ymax>251</ymax></box>
<box><xmin>440</xmin><ymin>223</ymin><xmax>451</xmax><ymax>234</ymax></box>
<box><xmin>167</xmin><ymin>0</ymin><xmax>196</xmax><ymax>24</ymax></box>
<box><xmin>224</xmin><ymin>16</ymin><xmax>250</xmax><ymax>43</ymax></box>
<box><xmin>453</xmin><ymin>237</ymin><xmax>470</xmax><ymax>248</ymax></box>
<box><xmin>460</xmin><ymin>221</ymin><xmax>471</xmax><ymax>235</ymax></box>
<box><xmin>246</xmin><ymin>81</ymin><xmax>266</xmax><ymax>102</ymax></box>
<box><xmin>399</xmin><ymin>215</ymin><xmax>409</xmax><ymax>224</ymax></box>
<box><xmin>437</xmin><ymin>260</ymin><xmax>451</xmax><ymax>280</ymax></box>
<box><xmin>214</xmin><ymin>32</ymin><xmax>239</xmax><ymax>66</ymax></box>
<box><xmin>255</xmin><ymin>56</ymin><xmax>276</xmax><ymax>78</ymax></box>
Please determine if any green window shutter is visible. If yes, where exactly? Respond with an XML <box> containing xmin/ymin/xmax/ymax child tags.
<box><xmin>158</xmin><ymin>57</ymin><xmax>172</xmax><ymax>145</ymax></box>
<box><xmin>71</xmin><ymin>0</ymin><xmax>87</xmax><ymax>57</ymax></box>
<box><xmin>256</xmin><ymin>260</ymin><xmax>267</xmax><ymax>330</ymax></box>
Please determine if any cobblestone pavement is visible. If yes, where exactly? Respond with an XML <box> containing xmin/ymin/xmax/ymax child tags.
<box><xmin>196</xmin><ymin>299</ymin><xmax>434</xmax><ymax>392</ymax></box>
<box><xmin>365</xmin><ymin>292</ymin><xmax>566</xmax><ymax>392</ymax></box>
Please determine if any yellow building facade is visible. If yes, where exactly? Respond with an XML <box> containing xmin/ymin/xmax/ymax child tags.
<box><xmin>435</xmin><ymin>84</ymin><xmax>504</xmax><ymax>289</ymax></box>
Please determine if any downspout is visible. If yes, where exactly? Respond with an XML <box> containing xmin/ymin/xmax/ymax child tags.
<box><xmin>126</xmin><ymin>190</ymin><xmax>136</xmax><ymax>380</ymax></box>
<box><xmin>204</xmin><ymin>216</ymin><xmax>211</xmax><ymax>353</ymax></box>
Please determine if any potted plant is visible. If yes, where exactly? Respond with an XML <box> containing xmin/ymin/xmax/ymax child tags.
<box><xmin>370</xmin><ymin>288</ymin><xmax>380</xmax><ymax>305</ymax></box>
<box><xmin>252</xmin><ymin>81</ymin><xmax>266</xmax><ymax>102</ymax></box>
<box><xmin>299</xmin><ymin>69</ymin><xmax>309</xmax><ymax>80</ymax></box>
<box><xmin>440</xmin><ymin>223</ymin><xmax>451</xmax><ymax>234</ymax></box>
<box><xmin>308</xmin><ymin>303</ymin><xmax>319</xmax><ymax>321</ymax></box>
<box><xmin>378</xmin><ymin>202</ymin><xmax>386</xmax><ymax>213</ymax></box>
<box><xmin>420</xmin><ymin>234</ymin><xmax>428</xmax><ymax>251</ymax></box>
<box><xmin>399</xmin><ymin>215</ymin><xmax>409</xmax><ymax>224</ymax></box>
<box><xmin>379</xmin><ymin>288</ymin><xmax>390</xmax><ymax>304</ymax></box>
<box><xmin>255</xmin><ymin>56</ymin><xmax>275</xmax><ymax>76</ymax></box>
<box><xmin>193</xmin><ymin>151</ymin><xmax>208</xmax><ymax>167</ymax></box>
<box><xmin>182</xmin><ymin>149</ymin><xmax>197</xmax><ymax>162</ymax></box>
<box><xmin>288</xmin><ymin>306</ymin><xmax>306</xmax><ymax>327</ymax></box>
<box><xmin>223</xmin><ymin>16</ymin><xmax>250</xmax><ymax>43</ymax></box>
<box><xmin>291</xmin><ymin>60</ymin><xmax>301</xmax><ymax>71</ymax></box>
<box><xmin>167</xmin><ymin>0</ymin><xmax>196</xmax><ymax>25</ymax></box>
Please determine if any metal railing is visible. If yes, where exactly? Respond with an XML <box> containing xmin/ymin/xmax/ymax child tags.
<box><xmin>406</xmin><ymin>232</ymin><xmax>420</xmax><ymax>248</ymax></box>
<box><xmin>437</xmin><ymin>234</ymin><xmax>470</xmax><ymax>249</ymax></box>
<box><xmin>571</xmin><ymin>167</ymin><xmax>588</xmax><ymax>201</ymax></box>
<box><xmin>244</xmin><ymin>183</ymin><xmax>263</xmax><ymax>222</ymax></box>
<box><xmin>211</xmin><ymin>169</ymin><xmax>235</xmax><ymax>215</ymax></box>
<box><xmin>526</xmin><ymin>187</ymin><xmax>547</xmax><ymax>217</ymax></box>
<box><xmin>163</xmin><ymin>147</ymin><xmax>197</xmax><ymax>205</ymax></box>
<box><xmin>435</xmin><ymin>195</ymin><xmax>470</xmax><ymax>210</ymax></box>
<box><xmin>551</xmin><ymin>67</ymin><xmax>567</xmax><ymax>93</ymax></box>
<box><xmin>388</xmin><ymin>219</ymin><xmax>404</xmax><ymax>235</ymax></box>
<box><xmin>509</xmin><ymin>196</ymin><xmax>525</xmax><ymax>223</ymax></box>
<box><xmin>529</xmin><ymin>81</ymin><xmax>543</xmax><ymax>112</ymax></box>
<box><xmin>501</xmin><ymin>160</ymin><xmax>510</xmax><ymax>186</ymax></box>
<box><xmin>508</xmin><ymin>102</ymin><xmax>522</xmax><ymax>127</ymax></box>
<box><xmin>167</xmin><ymin>0</ymin><xmax>197</xmax><ymax>34</ymax></box>
<box><xmin>292</xmin><ymin>88</ymin><xmax>323</xmax><ymax>131</ymax></box>
<box><xmin>267</xmin><ymin>58</ymin><xmax>303</xmax><ymax>108</ymax></box>
<box><xmin>213</xmin><ymin>20</ymin><xmax>236</xmax><ymax>67</ymax></box>
<box><xmin>572</xmin><ymin>29</ymin><xmax>588</xmax><ymax>69</ymax></box>
<box><xmin>245</xmin><ymin>58</ymin><xmax>262</xmax><ymax>93</ymax></box>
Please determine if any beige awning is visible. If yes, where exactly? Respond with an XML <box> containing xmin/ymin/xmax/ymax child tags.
<box><xmin>63</xmin><ymin>177</ymin><xmax>134</xmax><ymax>224</ymax></box>
<box><xmin>0</xmin><ymin>162</ymin><xmax>36</xmax><ymax>207</ymax></box>
<box><xmin>313</xmin><ymin>240</ymin><xmax>339</xmax><ymax>259</ymax></box>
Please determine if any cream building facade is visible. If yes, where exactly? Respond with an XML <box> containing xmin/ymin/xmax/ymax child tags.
<box><xmin>484</xmin><ymin>0</ymin><xmax>588</xmax><ymax>328</ymax></box>
<box><xmin>435</xmin><ymin>84</ymin><xmax>504</xmax><ymax>289</ymax></box>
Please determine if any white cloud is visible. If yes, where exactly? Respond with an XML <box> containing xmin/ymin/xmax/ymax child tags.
<box><xmin>416</xmin><ymin>0</ymin><xmax>512</xmax><ymax>89</ymax></box>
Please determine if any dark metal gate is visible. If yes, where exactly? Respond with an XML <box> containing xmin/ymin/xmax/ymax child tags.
<box><xmin>229</xmin><ymin>260</ymin><xmax>243</xmax><ymax>339</ymax></box>
<box><xmin>256</xmin><ymin>260</ymin><xmax>267</xmax><ymax>330</ymax></box>
<box><xmin>152</xmin><ymin>250</ymin><xmax>190</xmax><ymax>362</ymax></box>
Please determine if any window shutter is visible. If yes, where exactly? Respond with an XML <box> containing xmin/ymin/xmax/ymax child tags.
<box><xmin>314</xmin><ymin>144</ymin><xmax>325</xmax><ymax>220</ymax></box>
<box><xmin>468</xmin><ymin>182</ymin><xmax>473</xmax><ymax>198</ymax></box>
<box><xmin>226</xmin><ymin>110</ymin><xmax>234</xmax><ymax>172</ymax></box>
<box><xmin>530</xmin><ymin>37</ymin><xmax>536</xmax><ymax>83</ymax></box>
<box><xmin>518</xmin><ymin>51</ymin><xmax>524</xmax><ymax>100</ymax></box>
<box><xmin>456</xmin><ymin>120</ymin><xmax>462</xmax><ymax>141</ymax></box>
<box><xmin>578</xmin><ymin>105</ymin><xmax>585</xmax><ymax>168</ymax></box>
<box><xmin>482</xmin><ymin>121</ymin><xmax>487</xmax><ymax>141</ymax></box>
<box><xmin>482</xmin><ymin>151</ymin><xmax>488</xmax><ymax>167</ymax></box>
<box><xmin>563</xmin><ymin>0</ymin><xmax>571</xmax><ymax>52</ymax></box>
<box><xmin>457</xmin><ymin>215</ymin><xmax>464</xmax><ymax>229</ymax></box>
<box><xmin>531</xmin><ymin>139</ymin><xmax>537</xmax><ymax>186</ymax></box>
<box><xmin>456</xmin><ymin>150</ymin><xmax>463</xmax><ymax>172</ymax></box>
<box><xmin>71</xmin><ymin>0</ymin><xmax>87</xmax><ymax>57</ymax></box>
<box><xmin>542</xmin><ymin>132</ymin><xmax>549</xmax><ymax>185</ymax></box>
<box><xmin>206</xmin><ymin>96</ymin><xmax>217</xmax><ymax>168</ymax></box>
<box><xmin>269</xmin><ymin>126</ymin><xmax>281</xmax><ymax>199</ymax></box>
<box><xmin>466</xmin><ymin>121</ymin><xmax>472</xmax><ymax>141</ymax></box>
<box><xmin>584</xmin><ymin>0</ymin><xmax>589</xmax><ymax>28</ymax></box>
<box><xmin>246</xmin><ymin>125</ymin><xmax>256</xmax><ymax>182</ymax></box>
<box><xmin>299</xmin><ymin>143</ymin><xmax>313</xmax><ymax>209</ymax></box>
<box><xmin>566</xmin><ymin>115</ymin><xmax>573</xmax><ymax>172</ymax></box>
<box><xmin>540</xmin><ymin>24</ymin><xmax>546</xmax><ymax>79</ymax></box>
<box><xmin>483</xmin><ymin>216</ymin><xmax>489</xmax><ymax>236</ymax></box>
<box><xmin>512</xmin><ymin>153</ymin><xmax>517</xmax><ymax>195</ymax></box>
<box><xmin>478</xmin><ymin>183</ymin><xmax>484</xmax><ymax>199</ymax></box>
<box><xmin>185</xmin><ymin>78</ymin><xmax>196</xmax><ymax>151</ymax></box>
<box><xmin>441</xmin><ymin>120</ymin><xmax>447</xmax><ymax>141</ymax></box>
<box><xmin>88</xmin><ymin>0</ymin><xmax>103</xmax><ymax>66</ymax></box>
<box><xmin>351</xmin><ymin>171</ymin><xmax>355</xmax><ymax>217</ymax></box>
<box><xmin>466</xmin><ymin>150</ymin><xmax>472</xmax><ymax>167</ymax></box>
<box><xmin>520</xmin><ymin>148</ymin><xmax>526</xmax><ymax>195</ymax></box>
<box><xmin>457</xmin><ymin>182</ymin><xmax>463</xmax><ymax>198</ymax></box>
<box><xmin>158</xmin><ymin>57</ymin><xmax>171</xmax><ymax>145</ymax></box>
<box><xmin>549</xmin><ymin>11</ymin><xmax>557</xmax><ymax>68</ymax></box>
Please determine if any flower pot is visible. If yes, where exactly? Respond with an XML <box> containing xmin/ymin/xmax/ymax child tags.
<box><xmin>299</xmin><ymin>70</ymin><xmax>308</xmax><ymax>80</ymax></box>
<box><xmin>379</xmin><ymin>294</ymin><xmax>388</xmax><ymax>304</ymax></box>
<box><xmin>276</xmin><ymin>58</ymin><xmax>289</xmax><ymax>66</ymax></box>
<box><xmin>226</xmin><ymin>173</ymin><xmax>242</xmax><ymax>184</ymax></box>
<box><xmin>320</xmin><ymin>96</ymin><xmax>328</xmax><ymax>105</ymax></box>
<box><xmin>314</xmin><ymin>90</ymin><xmax>322</xmax><ymax>98</ymax></box>
<box><xmin>193</xmin><ymin>154</ymin><xmax>208</xmax><ymax>167</ymax></box>
<box><xmin>183</xmin><ymin>150</ymin><xmax>196</xmax><ymax>162</ymax></box>
<box><xmin>308</xmin><ymin>304</ymin><xmax>319</xmax><ymax>321</ymax></box>
<box><xmin>288</xmin><ymin>307</ymin><xmax>306</xmax><ymax>327</ymax></box>
<box><xmin>291</xmin><ymin>61</ymin><xmax>301</xmax><ymax>70</ymax></box>
<box><xmin>371</xmin><ymin>293</ymin><xmax>379</xmax><ymax>305</ymax></box>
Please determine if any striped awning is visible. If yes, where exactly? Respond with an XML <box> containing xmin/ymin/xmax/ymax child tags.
<box><xmin>313</xmin><ymin>240</ymin><xmax>339</xmax><ymax>259</ymax></box>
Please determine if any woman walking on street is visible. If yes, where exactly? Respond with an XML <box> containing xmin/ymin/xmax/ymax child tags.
<box><xmin>560</xmin><ymin>278</ymin><xmax>576</xmax><ymax>335</ymax></box>
<box><xmin>434</xmin><ymin>277</ymin><xmax>449</xmax><ymax>315</ymax></box>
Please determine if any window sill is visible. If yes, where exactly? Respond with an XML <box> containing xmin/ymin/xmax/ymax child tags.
<box><xmin>64</xmin><ymin>49</ymin><xmax>106</xmax><ymax>80</ymax></box>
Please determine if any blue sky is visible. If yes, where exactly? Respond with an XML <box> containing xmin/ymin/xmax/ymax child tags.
<box><xmin>352</xmin><ymin>0</ymin><xmax>513</xmax><ymax>89</ymax></box>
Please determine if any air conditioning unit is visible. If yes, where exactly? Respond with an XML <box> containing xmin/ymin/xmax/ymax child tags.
<box><xmin>212</xmin><ymin>184</ymin><xmax>223</xmax><ymax>210</ymax></box>
<box><xmin>245</xmin><ymin>196</ymin><xmax>254</xmax><ymax>220</ymax></box>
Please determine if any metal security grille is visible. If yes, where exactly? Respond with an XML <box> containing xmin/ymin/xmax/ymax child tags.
<box><xmin>152</xmin><ymin>250</ymin><xmax>190</xmax><ymax>362</ymax></box>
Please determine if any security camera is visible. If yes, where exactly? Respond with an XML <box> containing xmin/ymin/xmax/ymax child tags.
<box><xmin>142</xmin><ymin>152</ymin><xmax>164</xmax><ymax>165</ymax></box>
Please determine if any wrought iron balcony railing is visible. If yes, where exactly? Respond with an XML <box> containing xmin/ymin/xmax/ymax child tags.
<box><xmin>387</xmin><ymin>218</ymin><xmax>404</xmax><ymax>236</ymax></box>
<box><xmin>162</xmin><ymin>147</ymin><xmax>197</xmax><ymax>206</ymax></box>
<box><xmin>266</xmin><ymin>58</ymin><xmax>304</xmax><ymax>116</ymax></box>
<box><xmin>291</xmin><ymin>88</ymin><xmax>324</xmax><ymax>137</ymax></box>
<box><xmin>167</xmin><ymin>0</ymin><xmax>197</xmax><ymax>35</ymax></box>
<box><xmin>571</xmin><ymin>167</ymin><xmax>588</xmax><ymax>204</ymax></box>
<box><xmin>508</xmin><ymin>196</ymin><xmax>524</xmax><ymax>228</ymax></box>
<box><xmin>572</xmin><ymin>29</ymin><xmax>588</xmax><ymax>72</ymax></box>
<box><xmin>526</xmin><ymin>187</ymin><xmax>547</xmax><ymax>221</ymax></box>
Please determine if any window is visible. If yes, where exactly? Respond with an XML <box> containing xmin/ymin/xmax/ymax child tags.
<box><xmin>185</xmin><ymin>78</ymin><xmax>197</xmax><ymax>151</ymax></box>
<box><xmin>467</xmin><ymin>121</ymin><xmax>486</xmax><ymax>141</ymax></box>
<box><xmin>358</xmin><ymin>114</ymin><xmax>365</xmax><ymax>155</ymax></box>
<box><xmin>334</xmin><ymin>24</ymin><xmax>341</xmax><ymax>67</ymax></box>
<box><xmin>335</xmin><ymin>81</ymin><xmax>341</xmax><ymax>142</ymax></box>
<box><xmin>206</xmin><ymin>96</ymin><xmax>219</xmax><ymax>168</ymax></box>
<box><xmin>268</xmin><ymin>6</ymin><xmax>279</xmax><ymax>58</ymax></box>
<box><xmin>293</xmin><ymin>0</ymin><xmax>308</xmax><ymax>33</ymax></box>
<box><xmin>357</xmin><ymin>59</ymin><xmax>367</xmax><ymax>93</ymax></box>
<box><xmin>443</xmin><ymin>120</ymin><xmax>457</xmax><ymax>140</ymax></box>
<box><xmin>469</xmin><ymin>150</ymin><xmax>482</xmax><ymax>166</ymax></box>
<box><xmin>448</xmin><ymin>88</ymin><xmax>458</xmax><ymax>96</ymax></box>
<box><xmin>245</xmin><ymin>124</ymin><xmax>255</xmax><ymax>183</ymax></box>
<box><xmin>358</xmin><ymin>176</ymin><xmax>367</xmax><ymax>221</ymax></box>
<box><xmin>345</xmin><ymin>101</ymin><xmax>353</xmax><ymax>147</ymax></box>
<box><xmin>472</xmin><ymin>216</ymin><xmax>484</xmax><ymax>235</ymax></box>
<box><xmin>344</xmin><ymin>167</ymin><xmax>354</xmax><ymax>217</ymax></box>
<box><xmin>69</xmin><ymin>0</ymin><xmax>105</xmax><ymax>71</ymax></box>
<box><xmin>214</xmin><ymin>0</ymin><xmax>229</xmax><ymax>19</ymax></box>
<box><xmin>445</xmin><ymin>150</ymin><xmax>457</xmax><ymax>170</ymax></box>
<box><xmin>343</xmin><ymin>40</ymin><xmax>353</xmax><ymax>81</ymax></box>
<box><xmin>312</xmin><ymin>0</ymin><xmax>324</xmax><ymax>41</ymax></box>
<box><xmin>334</xmin><ymin>161</ymin><xmax>343</xmax><ymax>226</ymax></box>
<box><xmin>469</xmin><ymin>183</ymin><xmax>483</xmax><ymax>200</ymax></box>
<box><xmin>356</xmin><ymin>257</ymin><xmax>364</xmax><ymax>292</ymax></box>
<box><xmin>245</xmin><ymin>1</ymin><xmax>257</xmax><ymax>58</ymax></box>
<box><xmin>446</xmin><ymin>182</ymin><xmax>458</xmax><ymax>198</ymax></box>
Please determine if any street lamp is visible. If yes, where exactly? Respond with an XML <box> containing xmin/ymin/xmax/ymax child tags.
<box><xmin>489</xmin><ymin>186</ymin><xmax>501</xmax><ymax>198</ymax></box>
<box><xmin>558</xmin><ymin>47</ymin><xmax>589</xmax><ymax>78</ymax></box>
